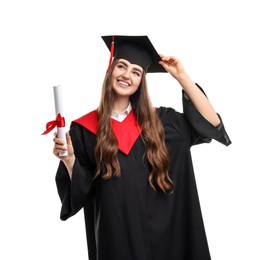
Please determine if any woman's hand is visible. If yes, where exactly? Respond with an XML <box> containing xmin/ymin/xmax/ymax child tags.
<box><xmin>53</xmin><ymin>131</ymin><xmax>75</xmax><ymax>178</ymax></box>
<box><xmin>159</xmin><ymin>54</ymin><xmax>186</xmax><ymax>80</ymax></box>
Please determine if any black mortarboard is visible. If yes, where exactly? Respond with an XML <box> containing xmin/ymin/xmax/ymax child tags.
<box><xmin>102</xmin><ymin>35</ymin><xmax>167</xmax><ymax>73</ymax></box>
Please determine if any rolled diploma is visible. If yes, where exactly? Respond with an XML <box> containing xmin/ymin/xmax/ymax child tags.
<box><xmin>54</xmin><ymin>85</ymin><xmax>68</xmax><ymax>156</ymax></box>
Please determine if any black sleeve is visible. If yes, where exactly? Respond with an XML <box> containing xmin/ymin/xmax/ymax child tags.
<box><xmin>182</xmin><ymin>83</ymin><xmax>231</xmax><ymax>146</ymax></box>
<box><xmin>55</xmin><ymin>123</ymin><xmax>97</xmax><ymax>221</ymax></box>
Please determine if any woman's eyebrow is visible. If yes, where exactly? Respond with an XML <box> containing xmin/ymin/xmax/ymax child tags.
<box><xmin>118</xmin><ymin>61</ymin><xmax>127</xmax><ymax>66</ymax></box>
<box><xmin>118</xmin><ymin>61</ymin><xmax>143</xmax><ymax>73</ymax></box>
<box><xmin>133</xmin><ymin>67</ymin><xmax>143</xmax><ymax>73</ymax></box>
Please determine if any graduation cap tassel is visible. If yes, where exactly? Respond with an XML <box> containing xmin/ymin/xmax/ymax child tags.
<box><xmin>106</xmin><ymin>35</ymin><xmax>115</xmax><ymax>73</ymax></box>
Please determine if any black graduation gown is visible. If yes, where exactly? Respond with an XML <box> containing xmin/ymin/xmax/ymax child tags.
<box><xmin>55</xmin><ymin>88</ymin><xmax>231</xmax><ymax>260</ymax></box>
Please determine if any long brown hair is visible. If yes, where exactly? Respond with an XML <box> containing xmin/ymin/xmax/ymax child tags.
<box><xmin>94</xmin><ymin>60</ymin><xmax>173</xmax><ymax>193</ymax></box>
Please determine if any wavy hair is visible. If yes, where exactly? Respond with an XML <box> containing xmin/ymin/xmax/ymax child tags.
<box><xmin>94</xmin><ymin>59</ymin><xmax>173</xmax><ymax>193</ymax></box>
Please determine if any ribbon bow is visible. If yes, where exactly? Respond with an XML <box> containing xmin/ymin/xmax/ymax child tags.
<box><xmin>42</xmin><ymin>113</ymin><xmax>65</xmax><ymax>135</ymax></box>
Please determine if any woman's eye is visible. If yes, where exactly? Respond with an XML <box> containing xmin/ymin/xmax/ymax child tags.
<box><xmin>117</xmin><ymin>64</ymin><xmax>125</xmax><ymax>70</ymax></box>
<box><xmin>133</xmin><ymin>71</ymin><xmax>140</xmax><ymax>76</ymax></box>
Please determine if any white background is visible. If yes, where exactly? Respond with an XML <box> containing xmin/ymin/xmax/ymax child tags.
<box><xmin>0</xmin><ymin>0</ymin><xmax>271</xmax><ymax>259</ymax></box>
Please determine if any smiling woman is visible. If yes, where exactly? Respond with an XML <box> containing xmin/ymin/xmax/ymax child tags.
<box><xmin>52</xmin><ymin>35</ymin><xmax>231</xmax><ymax>260</ymax></box>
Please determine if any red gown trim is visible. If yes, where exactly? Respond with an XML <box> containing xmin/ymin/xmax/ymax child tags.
<box><xmin>72</xmin><ymin>110</ymin><xmax>142</xmax><ymax>155</ymax></box>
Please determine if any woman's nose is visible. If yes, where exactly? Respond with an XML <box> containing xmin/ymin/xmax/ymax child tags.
<box><xmin>121</xmin><ymin>69</ymin><xmax>130</xmax><ymax>78</ymax></box>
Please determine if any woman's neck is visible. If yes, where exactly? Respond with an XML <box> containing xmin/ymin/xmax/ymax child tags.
<box><xmin>113</xmin><ymin>97</ymin><xmax>130</xmax><ymax>113</ymax></box>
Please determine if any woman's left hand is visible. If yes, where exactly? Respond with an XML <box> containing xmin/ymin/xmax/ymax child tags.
<box><xmin>159</xmin><ymin>54</ymin><xmax>186</xmax><ymax>80</ymax></box>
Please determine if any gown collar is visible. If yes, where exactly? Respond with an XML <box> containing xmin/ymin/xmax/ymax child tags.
<box><xmin>72</xmin><ymin>109</ymin><xmax>142</xmax><ymax>155</ymax></box>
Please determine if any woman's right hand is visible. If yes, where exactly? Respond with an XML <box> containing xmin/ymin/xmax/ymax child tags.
<box><xmin>53</xmin><ymin>132</ymin><xmax>75</xmax><ymax>178</ymax></box>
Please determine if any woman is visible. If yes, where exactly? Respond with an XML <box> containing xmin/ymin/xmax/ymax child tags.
<box><xmin>53</xmin><ymin>35</ymin><xmax>231</xmax><ymax>260</ymax></box>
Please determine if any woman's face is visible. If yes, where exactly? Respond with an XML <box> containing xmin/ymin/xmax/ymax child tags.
<box><xmin>111</xmin><ymin>59</ymin><xmax>143</xmax><ymax>98</ymax></box>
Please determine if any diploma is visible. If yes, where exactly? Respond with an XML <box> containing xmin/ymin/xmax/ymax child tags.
<box><xmin>53</xmin><ymin>85</ymin><xmax>68</xmax><ymax>157</ymax></box>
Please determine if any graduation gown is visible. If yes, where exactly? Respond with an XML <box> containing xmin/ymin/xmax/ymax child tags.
<box><xmin>55</xmin><ymin>88</ymin><xmax>231</xmax><ymax>260</ymax></box>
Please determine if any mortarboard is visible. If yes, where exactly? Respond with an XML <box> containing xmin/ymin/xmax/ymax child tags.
<box><xmin>102</xmin><ymin>35</ymin><xmax>167</xmax><ymax>73</ymax></box>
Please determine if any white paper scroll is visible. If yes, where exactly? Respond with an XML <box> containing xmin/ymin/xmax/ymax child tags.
<box><xmin>53</xmin><ymin>85</ymin><xmax>68</xmax><ymax>157</ymax></box>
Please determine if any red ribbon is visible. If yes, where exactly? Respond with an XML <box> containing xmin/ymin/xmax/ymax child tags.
<box><xmin>41</xmin><ymin>113</ymin><xmax>65</xmax><ymax>135</ymax></box>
